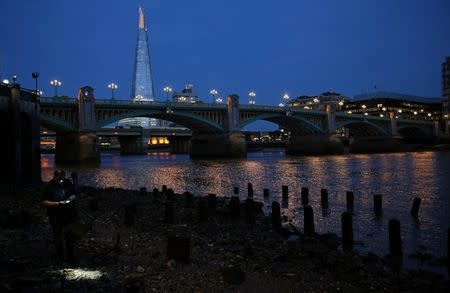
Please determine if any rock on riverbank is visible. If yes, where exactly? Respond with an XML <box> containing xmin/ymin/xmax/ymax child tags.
<box><xmin>0</xmin><ymin>185</ymin><xmax>449</xmax><ymax>292</ymax></box>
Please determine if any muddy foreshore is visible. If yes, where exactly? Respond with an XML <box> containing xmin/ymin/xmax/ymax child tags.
<box><xmin>1</xmin><ymin>185</ymin><xmax>449</xmax><ymax>292</ymax></box>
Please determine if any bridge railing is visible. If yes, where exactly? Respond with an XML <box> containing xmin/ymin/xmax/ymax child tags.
<box><xmin>40</xmin><ymin>97</ymin><xmax>77</xmax><ymax>104</ymax></box>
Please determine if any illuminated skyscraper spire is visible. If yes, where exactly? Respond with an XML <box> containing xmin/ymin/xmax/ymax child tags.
<box><xmin>131</xmin><ymin>6</ymin><xmax>154</xmax><ymax>102</ymax></box>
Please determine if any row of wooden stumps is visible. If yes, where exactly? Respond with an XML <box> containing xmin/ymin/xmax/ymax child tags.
<box><xmin>122</xmin><ymin>184</ymin><xmax>448</xmax><ymax>269</ymax></box>
<box><xmin>269</xmin><ymin>185</ymin><xmax>449</xmax><ymax>270</ymax></box>
<box><xmin>121</xmin><ymin>184</ymin><xmax>262</xmax><ymax>264</ymax></box>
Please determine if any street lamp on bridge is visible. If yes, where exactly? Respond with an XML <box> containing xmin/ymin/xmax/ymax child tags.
<box><xmin>279</xmin><ymin>93</ymin><xmax>290</xmax><ymax>107</ymax></box>
<box><xmin>249</xmin><ymin>91</ymin><xmax>256</xmax><ymax>105</ymax></box>
<box><xmin>108</xmin><ymin>82</ymin><xmax>118</xmax><ymax>100</ymax></box>
<box><xmin>163</xmin><ymin>86</ymin><xmax>173</xmax><ymax>101</ymax></box>
<box><xmin>50</xmin><ymin>79</ymin><xmax>62</xmax><ymax>97</ymax></box>
<box><xmin>32</xmin><ymin>72</ymin><xmax>39</xmax><ymax>94</ymax></box>
<box><xmin>283</xmin><ymin>94</ymin><xmax>289</xmax><ymax>105</ymax></box>
<box><xmin>210</xmin><ymin>89</ymin><xmax>220</xmax><ymax>103</ymax></box>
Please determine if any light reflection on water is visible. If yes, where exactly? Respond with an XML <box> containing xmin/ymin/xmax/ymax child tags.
<box><xmin>42</xmin><ymin>151</ymin><xmax>450</xmax><ymax>268</ymax></box>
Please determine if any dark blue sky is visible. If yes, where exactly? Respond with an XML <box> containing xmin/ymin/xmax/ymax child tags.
<box><xmin>1</xmin><ymin>0</ymin><xmax>450</xmax><ymax>105</ymax></box>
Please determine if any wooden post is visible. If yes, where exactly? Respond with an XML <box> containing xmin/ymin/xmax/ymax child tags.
<box><xmin>374</xmin><ymin>194</ymin><xmax>382</xmax><ymax>215</ymax></box>
<box><xmin>320</xmin><ymin>189</ymin><xmax>329</xmax><ymax>209</ymax></box>
<box><xmin>245</xmin><ymin>198</ymin><xmax>255</xmax><ymax>224</ymax></box>
<box><xmin>230</xmin><ymin>196</ymin><xmax>240</xmax><ymax>219</ymax></box>
<box><xmin>162</xmin><ymin>185</ymin><xmax>167</xmax><ymax>194</ymax></box>
<box><xmin>411</xmin><ymin>197</ymin><xmax>421</xmax><ymax>218</ymax></box>
<box><xmin>301</xmin><ymin>187</ymin><xmax>309</xmax><ymax>205</ymax></box>
<box><xmin>198</xmin><ymin>199</ymin><xmax>208</xmax><ymax>222</ymax></box>
<box><xmin>184</xmin><ymin>191</ymin><xmax>193</xmax><ymax>207</ymax></box>
<box><xmin>247</xmin><ymin>182</ymin><xmax>253</xmax><ymax>198</ymax></box>
<box><xmin>166</xmin><ymin>188</ymin><xmax>175</xmax><ymax>201</ymax></box>
<box><xmin>304</xmin><ymin>205</ymin><xmax>315</xmax><ymax>237</ymax></box>
<box><xmin>124</xmin><ymin>203</ymin><xmax>135</xmax><ymax>226</ymax></box>
<box><xmin>263</xmin><ymin>188</ymin><xmax>270</xmax><ymax>198</ymax></box>
<box><xmin>389</xmin><ymin>219</ymin><xmax>402</xmax><ymax>259</ymax></box>
<box><xmin>139</xmin><ymin>187</ymin><xmax>147</xmax><ymax>196</ymax></box>
<box><xmin>71</xmin><ymin>172</ymin><xmax>78</xmax><ymax>185</ymax></box>
<box><xmin>233</xmin><ymin>186</ymin><xmax>239</xmax><ymax>195</ymax></box>
<box><xmin>346</xmin><ymin>191</ymin><xmax>354</xmax><ymax>211</ymax></box>
<box><xmin>165</xmin><ymin>202</ymin><xmax>175</xmax><ymax>224</ymax></box>
<box><xmin>208</xmin><ymin>193</ymin><xmax>217</xmax><ymax>213</ymax></box>
<box><xmin>341</xmin><ymin>212</ymin><xmax>353</xmax><ymax>251</ymax></box>
<box><xmin>271</xmin><ymin>201</ymin><xmax>281</xmax><ymax>232</ymax></box>
<box><xmin>152</xmin><ymin>188</ymin><xmax>160</xmax><ymax>198</ymax></box>
<box><xmin>282</xmin><ymin>185</ymin><xmax>288</xmax><ymax>201</ymax></box>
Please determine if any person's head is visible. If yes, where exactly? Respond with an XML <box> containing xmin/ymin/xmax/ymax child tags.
<box><xmin>53</xmin><ymin>170</ymin><xmax>66</xmax><ymax>184</ymax></box>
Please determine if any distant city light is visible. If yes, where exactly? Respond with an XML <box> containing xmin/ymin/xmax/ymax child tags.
<box><xmin>278</xmin><ymin>102</ymin><xmax>284</xmax><ymax>107</ymax></box>
<box><xmin>2</xmin><ymin>79</ymin><xmax>9</xmax><ymax>84</ymax></box>
<box><xmin>380</xmin><ymin>114</ymin><xmax>384</xmax><ymax>117</ymax></box>
<box><xmin>398</xmin><ymin>109</ymin><xmax>402</xmax><ymax>113</ymax></box>
<box><xmin>338</xmin><ymin>101</ymin><xmax>344</xmax><ymax>106</ymax></box>
<box><xmin>249</xmin><ymin>91</ymin><xmax>256</xmax><ymax>105</ymax></box>
<box><xmin>361</xmin><ymin>104</ymin><xmax>367</xmax><ymax>109</ymax></box>
<box><xmin>313</xmin><ymin>98</ymin><xmax>319</xmax><ymax>103</ymax></box>
<box><xmin>427</xmin><ymin>113</ymin><xmax>432</xmax><ymax>117</ymax></box>
<box><xmin>413</xmin><ymin>111</ymin><xmax>418</xmax><ymax>115</ymax></box>
<box><xmin>382</xmin><ymin>107</ymin><xmax>386</xmax><ymax>111</ymax></box>
<box><xmin>347</xmin><ymin>110</ymin><xmax>352</xmax><ymax>114</ymax></box>
<box><xmin>364</xmin><ymin>112</ymin><xmax>368</xmax><ymax>116</ymax></box>
<box><xmin>283</xmin><ymin>94</ymin><xmax>290</xmax><ymax>101</ymax></box>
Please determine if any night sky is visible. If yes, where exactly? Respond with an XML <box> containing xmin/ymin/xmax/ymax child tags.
<box><xmin>1</xmin><ymin>0</ymin><xmax>450</xmax><ymax>104</ymax></box>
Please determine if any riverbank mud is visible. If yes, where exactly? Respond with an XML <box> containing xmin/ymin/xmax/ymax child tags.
<box><xmin>1</xmin><ymin>185</ymin><xmax>449</xmax><ymax>292</ymax></box>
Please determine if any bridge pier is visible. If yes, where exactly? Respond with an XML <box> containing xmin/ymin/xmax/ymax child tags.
<box><xmin>286</xmin><ymin>134</ymin><xmax>345</xmax><ymax>155</ymax></box>
<box><xmin>349</xmin><ymin>136</ymin><xmax>403</xmax><ymax>153</ymax></box>
<box><xmin>0</xmin><ymin>85</ymin><xmax>41</xmax><ymax>187</ymax></box>
<box><xmin>190</xmin><ymin>94</ymin><xmax>246</xmax><ymax>158</ymax></box>
<box><xmin>170</xmin><ymin>136</ymin><xmax>191</xmax><ymax>154</ymax></box>
<box><xmin>118</xmin><ymin>136</ymin><xmax>148</xmax><ymax>155</ymax></box>
<box><xmin>190</xmin><ymin>132</ymin><xmax>246</xmax><ymax>158</ymax></box>
<box><xmin>55</xmin><ymin>131</ymin><xmax>100</xmax><ymax>164</ymax></box>
<box><xmin>54</xmin><ymin>86</ymin><xmax>101</xmax><ymax>164</ymax></box>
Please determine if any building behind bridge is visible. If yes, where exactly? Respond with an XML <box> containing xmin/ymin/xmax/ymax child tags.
<box><xmin>288</xmin><ymin>91</ymin><xmax>350</xmax><ymax>110</ymax></box>
<box><xmin>442</xmin><ymin>56</ymin><xmax>450</xmax><ymax>117</ymax></box>
<box><xmin>171</xmin><ymin>84</ymin><xmax>199</xmax><ymax>103</ymax></box>
<box><xmin>342</xmin><ymin>92</ymin><xmax>442</xmax><ymax>121</ymax></box>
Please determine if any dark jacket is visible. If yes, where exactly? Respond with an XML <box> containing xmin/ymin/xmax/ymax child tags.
<box><xmin>42</xmin><ymin>178</ymin><xmax>77</xmax><ymax>221</ymax></box>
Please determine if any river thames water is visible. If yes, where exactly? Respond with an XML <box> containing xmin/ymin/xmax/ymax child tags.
<box><xmin>41</xmin><ymin>151</ymin><xmax>450</xmax><ymax>272</ymax></box>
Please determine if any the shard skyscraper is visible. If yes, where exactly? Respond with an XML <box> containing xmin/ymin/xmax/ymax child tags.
<box><xmin>122</xmin><ymin>7</ymin><xmax>157</xmax><ymax>127</ymax></box>
<box><xmin>131</xmin><ymin>6</ymin><xmax>154</xmax><ymax>102</ymax></box>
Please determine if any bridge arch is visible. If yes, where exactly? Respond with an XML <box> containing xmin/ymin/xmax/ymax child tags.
<box><xmin>337</xmin><ymin>120</ymin><xmax>388</xmax><ymax>137</ymax></box>
<box><xmin>96</xmin><ymin>110</ymin><xmax>225</xmax><ymax>134</ymax></box>
<box><xmin>40</xmin><ymin>114</ymin><xmax>77</xmax><ymax>132</ymax></box>
<box><xmin>398</xmin><ymin>125</ymin><xmax>432</xmax><ymax>138</ymax></box>
<box><xmin>240</xmin><ymin>113</ymin><xmax>325</xmax><ymax>135</ymax></box>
